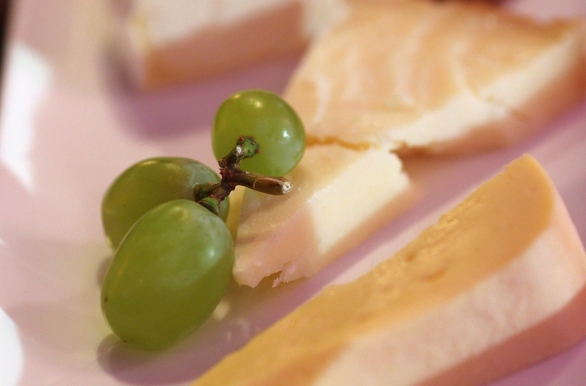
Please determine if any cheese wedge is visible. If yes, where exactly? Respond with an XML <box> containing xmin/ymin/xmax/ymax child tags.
<box><xmin>109</xmin><ymin>0</ymin><xmax>346</xmax><ymax>89</ymax></box>
<box><xmin>234</xmin><ymin>144</ymin><xmax>415</xmax><ymax>287</ymax></box>
<box><xmin>284</xmin><ymin>1</ymin><xmax>586</xmax><ymax>154</ymax></box>
<box><xmin>194</xmin><ymin>155</ymin><xmax>586</xmax><ymax>386</ymax></box>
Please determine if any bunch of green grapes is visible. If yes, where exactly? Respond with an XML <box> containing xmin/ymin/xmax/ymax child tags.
<box><xmin>100</xmin><ymin>90</ymin><xmax>305</xmax><ymax>350</ymax></box>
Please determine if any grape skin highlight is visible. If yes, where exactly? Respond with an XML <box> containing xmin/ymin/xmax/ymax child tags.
<box><xmin>101</xmin><ymin>199</ymin><xmax>234</xmax><ymax>350</ymax></box>
<box><xmin>101</xmin><ymin>157</ymin><xmax>229</xmax><ymax>250</ymax></box>
<box><xmin>211</xmin><ymin>89</ymin><xmax>306</xmax><ymax>176</ymax></box>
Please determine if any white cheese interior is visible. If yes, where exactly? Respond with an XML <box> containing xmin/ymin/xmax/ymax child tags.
<box><xmin>234</xmin><ymin>144</ymin><xmax>414</xmax><ymax>287</ymax></box>
<box><xmin>308</xmin><ymin>147</ymin><xmax>408</xmax><ymax>255</ymax></box>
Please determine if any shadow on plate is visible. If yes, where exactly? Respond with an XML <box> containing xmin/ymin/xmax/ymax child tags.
<box><xmin>103</xmin><ymin>53</ymin><xmax>301</xmax><ymax>140</ymax></box>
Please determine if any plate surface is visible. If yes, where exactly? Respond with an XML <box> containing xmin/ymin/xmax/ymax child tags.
<box><xmin>0</xmin><ymin>0</ymin><xmax>585</xmax><ymax>385</ymax></box>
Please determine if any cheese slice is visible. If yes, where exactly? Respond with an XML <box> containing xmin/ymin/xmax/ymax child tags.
<box><xmin>284</xmin><ymin>1</ymin><xmax>586</xmax><ymax>154</ymax></box>
<box><xmin>233</xmin><ymin>143</ymin><xmax>415</xmax><ymax>287</ymax></box>
<box><xmin>194</xmin><ymin>155</ymin><xmax>586</xmax><ymax>386</ymax></box>
<box><xmin>109</xmin><ymin>0</ymin><xmax>346</xmax><ymax>89</ymax></box>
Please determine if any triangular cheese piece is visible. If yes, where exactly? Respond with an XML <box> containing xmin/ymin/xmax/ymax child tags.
<box><xmin>195</xmin><ymin>155</ymin><xmax>586</xmax><ymax>386</ymax></box>
<box><xmin>234</xmin><ymin>144</ymin><xmax>415</xmax><ymax>287</ymax></box>
<box><xmin>284</xmin><ymin>1</ymin><xmax>586</xmax><ymax>154</ymax></box>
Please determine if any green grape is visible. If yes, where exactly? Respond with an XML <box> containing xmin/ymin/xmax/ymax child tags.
<box><xmin>211</xmin><ymin>89</ymin><xmax>306</xmax><ymax>176</ymax></box>
<box><xmin>101</xmin><ymin>199</ymin><xmax>234</xmax><ymax>350</ymax></box>
<box><xmin>101</xmin><ymin>157</ymin><xmax>229</xmax><ymax>250</ymax></box>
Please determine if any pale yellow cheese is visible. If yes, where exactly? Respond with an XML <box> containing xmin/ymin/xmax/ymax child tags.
<box><xmin>284</xmin><ymin>1</ymin><xmax>586</xmax><ymax>154</ymax></box>
<box><xmin>194</xmin><ymin>155</ymin><xmax>586</xmax><ymax>385</ymax></box>
<box><xmin>233</xmin><ymin>144</ymin><xmax>415</xmax><ymax>287</ymax></box>
<box><xmin>109</xmin><ymin>0</ymin><xmax>346</xmax><ymax>89</ymax></box>
<box><xmin>225</xmin><ymin>186</ymin><xmax>245</xmax><ymax>240</ymax></box>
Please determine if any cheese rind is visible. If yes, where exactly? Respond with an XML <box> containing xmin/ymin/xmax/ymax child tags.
<box><xmin>233</xmin><ymin>144</ymin><xmax>415</xmax><ymax>287</ymax></box>
<box><xmin>284</xmin><ymin>1</ymin><xmax>586</xmax><ymax>154</ymax></box>
<box><xmin>194</xmin><ymin>155</ymin><xmax>586</xmax><ymax>386</ymax></box>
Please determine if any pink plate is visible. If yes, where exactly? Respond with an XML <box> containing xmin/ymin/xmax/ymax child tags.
<box><xmin>1</xmin><ymin>0</ymin><xmax>585</xmax><ymax>384</ymax></box>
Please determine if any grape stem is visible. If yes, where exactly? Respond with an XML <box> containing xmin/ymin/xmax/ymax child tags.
<box><xmin>194</xmin><ymin>136</ymin><xmax>292</xmax><ymax>215</ymax></box>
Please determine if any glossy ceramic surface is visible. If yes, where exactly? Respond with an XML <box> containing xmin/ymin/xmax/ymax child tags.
<box><xmin>0</xmin><ymin>0</ymin><xmax>585</xmax><ymax>384</ymax></box>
